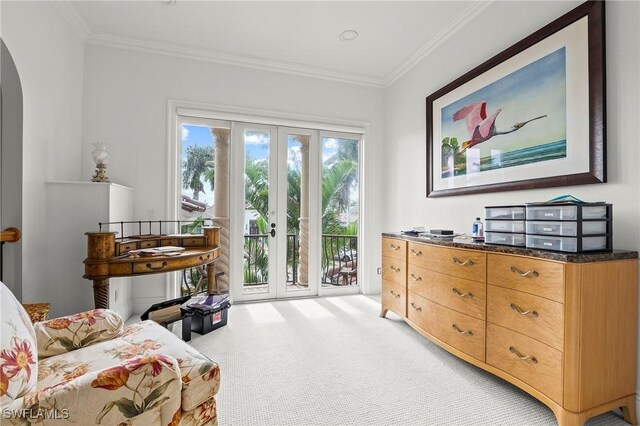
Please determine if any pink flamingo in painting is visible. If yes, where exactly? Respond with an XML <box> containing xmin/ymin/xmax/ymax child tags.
<box><xmin>453</xmin><ymin>101</ymin><xmax>547</xmax><ymax>156</ymax></box>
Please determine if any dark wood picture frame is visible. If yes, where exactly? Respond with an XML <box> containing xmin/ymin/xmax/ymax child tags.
<box><xmin>426</xmin><ymin>1</ymin><xmax>605</xmax><ymax>197</ymax></box>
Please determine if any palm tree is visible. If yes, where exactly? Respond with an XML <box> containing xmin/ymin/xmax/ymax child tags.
<box><xmin>243</xmin><ymin>157</ymin><xmax>355</xmax><ymax>232</ymax></box>
<box><xmin>244</xmin><ymin>159</ymin><xmax>269</xmax><ymax>223</ymax></box>
<box><xmin>182</xmin><ymin>145</ymin><xmax>214</xmax><ymax>201</ymax></box>
<box><xmin>242</xmin><ymin>157</ymin><xmax>355</xmax><ymax>283</ymax></box>
<box><xmin>323</xmin><ymin>139</ymin><xmax>358</xmax><ymax>217</ymax></box>
<box><xmin>321</xmin><ymin>160</ymin><xmax>356</xmax><ymax>231</ymax></box>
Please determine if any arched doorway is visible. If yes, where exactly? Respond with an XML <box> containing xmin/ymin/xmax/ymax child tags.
<box><xmin>1</xmin><ymin>39</ymin><xmax>24</xmax><ymax>298</ymax></box>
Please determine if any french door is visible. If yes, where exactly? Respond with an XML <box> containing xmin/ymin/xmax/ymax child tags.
<box><xmin>231</xmin><ymin>124</ymin><xmax>320</xmax><ymax>301</ymax></box>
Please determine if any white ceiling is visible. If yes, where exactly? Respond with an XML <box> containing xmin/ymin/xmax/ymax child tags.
<box><xmin>67</xmin><ymin>1</ymin><xmax>491</xmax><ymax>87</ymax></box>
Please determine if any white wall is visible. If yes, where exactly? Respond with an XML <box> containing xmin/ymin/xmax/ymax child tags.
<box><xmin>81</xmin><ymin>45</ymin><xmax>385</xmax><ymax>308</ymax></box>
<box><xmin>383</xmin><ymin>0</ymin><xmax>640</xmax><ymax>405</ymax></box>
<box><xmin>0</xmin><ymin>2</ymin><xmax>85</xmax><ymax>304</ymax></box>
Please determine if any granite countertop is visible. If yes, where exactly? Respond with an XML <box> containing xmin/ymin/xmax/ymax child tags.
<box><xmin>382</xmin><ymin>232</ymin><xmax>639</xmax><ymax>263</ymax></box>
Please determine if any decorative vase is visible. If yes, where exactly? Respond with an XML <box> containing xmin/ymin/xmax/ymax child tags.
<box><xmin>91</xmin><ymin>142</ymin><xmax>111</xmax><ymax>182</ymax></box>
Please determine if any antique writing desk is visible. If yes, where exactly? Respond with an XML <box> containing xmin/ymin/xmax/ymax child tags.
<box><xmin>84</xmin><ymin>226</ymin><xmax>220</xmax><ymax>309</ymax></box>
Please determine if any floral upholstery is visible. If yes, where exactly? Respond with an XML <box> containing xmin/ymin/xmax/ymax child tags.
<box><xmin>35</xmin><ymin>309</ymin><xmax>123</xmax><ymax>358</ymax></box>
<box><xmin>35</xmin><ymin>354</ymin><xmax>182</xmax><ymax>425</ymax></box>
<box><xmin>117</xmin><ymin>321</ymin><xmax>220</xmax><ymax>413</ymax></box>
<box><xmin>1</xmin><ymin>281</ymin><xmax>38</xmax><ymax>414</ymax></box>
<box><xmin>1</xmin><ymin>281</ymin><xmax>219</xmax><ymax>425</ymax></box>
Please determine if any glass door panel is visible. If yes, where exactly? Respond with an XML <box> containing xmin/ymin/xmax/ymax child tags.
<box><xmin>237</xmin><ymin>124</ymin><xmax>278</xmax><ymax>300</ymax></box>
<box><xmin>320</xmin><ymin>133</ymin><xmax>360</xmax><ymax>290</ymax></box>
<box><xmin>178</xmin><ymin>118</ymin><xmax>231</xmax><ymax>296</ymax></box>
<box><xmin>277</xmin><ymin>128</ymin><xmax>319</xmax><ymax>298</ymax></box>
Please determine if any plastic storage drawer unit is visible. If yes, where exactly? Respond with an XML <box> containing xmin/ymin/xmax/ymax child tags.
<box><xmin>485</xmin><ymin>232</ymin><xmax>526</xmax><ymax>247</ymax></box>
<box><xmin>526</xmin><ymin>204</ymin><xmax>610</xmax><ymax>221</ymax></box>
<box><xmin>485</xmin><ymin>205</ymin><xmax>526</xmax><ymax>220</ymax></box>
<box><xmin>526</xmin><ymin>220</ymin><xmax>608</xmax><ymax>237</ymax></box>
<box><xmin>526</xmin><ymin>234</ymin><xmax>609</xmax><ymax>253</ymax></box>
<box><xmin>485</xmin><ymin>220</ymin><xmax>526</xmax><ymax>233</ymax></box>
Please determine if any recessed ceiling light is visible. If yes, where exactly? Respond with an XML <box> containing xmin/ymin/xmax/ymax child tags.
<box><xmin>339</xmin><ymin>30</ymin><xmax>359</xmax><ymax>42</ymax></box>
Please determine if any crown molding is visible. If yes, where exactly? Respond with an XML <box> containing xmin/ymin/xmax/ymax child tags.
<box><xmin>87</xmin><ymin>32</ymin><xmax>386</xmax><ymax>88</ymax></box>
<box><xmin>69</xmin><ymin>1</ymin><xmax>494</xmax><ymax>89</ymax></box>
<box><xmin>383</xmin><ymin>1</ymin><xmax>494</xmax><ymax>87</ymax></box>
<box><xmin>53</xmin><ymin>2</ymin><xmax>90</xmax><ymax>42</ymax></box>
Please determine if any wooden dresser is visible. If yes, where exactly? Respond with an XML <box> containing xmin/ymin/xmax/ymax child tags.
<box><xmin>380</xmin><ymin>234</ymin><xmax>638</xmax><ymax>426</ymax></box>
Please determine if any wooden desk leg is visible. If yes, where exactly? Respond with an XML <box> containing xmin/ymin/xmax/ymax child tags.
<box><xmin>93</xmin><ymin>279</ymin><xmax>109</xmax><ymax>309</ymax></box>
<box><xmin>206</xmin><ymin>262</ymin><xmax>217</xmax><ymax>295</ymax></box>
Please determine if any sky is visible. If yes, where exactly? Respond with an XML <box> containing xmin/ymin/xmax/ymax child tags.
<box><xmin>440</xmin><ymin>47</ymin><xmax>567</xmax><ymax>157</ymax></box>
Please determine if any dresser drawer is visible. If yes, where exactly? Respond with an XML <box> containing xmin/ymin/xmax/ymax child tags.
<box><xmin>382</xmin><ymin>238</ymin><xmax>406</xmax><ymax>261</ymax></box>
<box><xmin>408</xmin><ymin>292</ymin><xmax>485</xmax><ymax>361</ymax></box>
<box><xmin>487</xmin><ymin>254</ymin><xmax>564</xmax><ymax>302</ymax></box>
<box><xmin>487</xmin><ymin>285</ymin><xmax>563</xmax><ymax>351</ymax></box>
<box><xmin>408</xmin><ymin>243</ymin><xmax>486</xmax><ymax>282</ymax></box>
<box><xmin>381</xmin><ymin>281</ymin><xmax>406</xmax><ymax>317</ymax></box>
<box><xmin>487</xmin><ymin>324</ymin><xmax>562</xmax><ymax>404</ymax></box>
<box><xmin>381</xmin><ymin>255</ymin><xmax>406</xmax><ymax>285</ymax></box>
<box><xmin>408</xmin><ymin>264</ymin><xmax>485</xmax><ymax>320</ymax></box>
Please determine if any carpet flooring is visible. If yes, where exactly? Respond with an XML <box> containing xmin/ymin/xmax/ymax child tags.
<box><xmin>179</xmin><ymin>295</ymin><xmax>628</xmax><ymax>425</ymax></box>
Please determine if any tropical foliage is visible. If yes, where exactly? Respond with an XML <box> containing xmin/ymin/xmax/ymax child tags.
<box><xmin>181</xmin><ymin>136</ymin><xmax>359</xmax><ymax>287</ymax></box>
<box><xmin>182</xmin><ymin>145</ymin><xmax>214</xmax><ymax>201</ymax></box>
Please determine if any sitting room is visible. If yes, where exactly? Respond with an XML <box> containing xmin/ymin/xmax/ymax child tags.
<box><xmin>1</xmin><ymin>1</ymin><xmax>639</xmax><ymax>425</ymax></box>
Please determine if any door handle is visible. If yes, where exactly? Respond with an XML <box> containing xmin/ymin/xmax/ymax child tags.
<box><xmin>270</xmin><ymin>229</ymin><xmax>276</xmax><ymax>237</ymax></box>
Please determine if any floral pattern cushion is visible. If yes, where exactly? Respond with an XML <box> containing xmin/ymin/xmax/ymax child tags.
<box><xmin>180</xmin><ymin>398</ymin><xmax>218</xmax><ymax>426</ymax></box>
<box><xmin>34</xmin><ymin>320</ymin><xmax>220</xmax><ymax>415</ymax></box>
<box><xmin>119</xmin><ymin>321</ymin><xmax>220</xmax><ymax>412</ymax></box>
<box><xmin>35</xmin><ymin>309</ymin><xmax>124</xmax><ymax>358</ymax></box>
<box><xmin>35</xmin><ymin>354</ymin><xmax>182</xmax><ymax>425</ymax></box>
<box><xmin>0</xmin><ymin>281</ymin><xmax>38</xmax><ymax>413</ymax></box>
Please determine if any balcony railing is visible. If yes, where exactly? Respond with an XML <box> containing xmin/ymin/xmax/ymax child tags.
<box><xmin>243</xmin><ymin>234</ymin><xmax>357</xmax><ymax>286</ymax></box>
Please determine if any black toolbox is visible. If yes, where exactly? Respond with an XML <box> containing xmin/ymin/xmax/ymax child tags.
<box><xmin>182</xmin><ymin>294</ymin><xmax>231</xmax><ymax>335</ymax></box>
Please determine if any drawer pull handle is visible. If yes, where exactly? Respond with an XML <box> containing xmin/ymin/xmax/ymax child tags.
<box><xmin>389</xmin><ymin>266</ymin><xmax>400</xmax><ymax>272</ymax></box>
<box><xmin>451</xmin><ymin>324</ymin><xmax>473</xmax><ymax>336</ymax></box>
<box><xmin>510</xmin><ymin>303</ymin><xmax>538</xmax><ymax>317</ymax></box>
<box><xmin>389</xmin><ymin>290</ymin><xmax>401</xmax><ymax>299</ymax></box>
<box><xmin>409</xmin><ymin>274</ymin><xmax>422</xmax><ymax>282</ymax></box>
<box><xmin>146</xmin><ymin>261</ymin><xmax>168</xmax><ymax>271</ymax></box>
<box><xmin>389</xmin><ymin>244</ymin><xmax>400</xmax><ymax>251</ymax></box>
<box><xmin>410</xmin><ymin>302</ymin><xmax>422</xmax><ymax>312</ymax></box>
<box><xmin>510</xmin><ymin>266</ymin><xmax>539</xmax><ymax>278</ymax></box>
<box><xmin>452</xmin><ymin>257</ymin><xmax>474</xmax><ymax>267</ymax></box>
<box><xmin>509</xmin><ymin>346</ymin><xmax>538</xmax><ymax>364</ymax></box>
<box><xmin>410</xmin><ymin>249</ymin><xmax>422</xmax><ymax>256</ymax></box>
<box><xmin>452</xmin><ymin>288</ymin><xmax>473</xmax><ymax>298</ymax></box>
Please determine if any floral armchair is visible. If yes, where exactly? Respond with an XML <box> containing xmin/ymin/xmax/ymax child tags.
<box><xmin>0</xmin><ymin>281</ymin><xmax>220</xmax><ymax>425</ymax></box>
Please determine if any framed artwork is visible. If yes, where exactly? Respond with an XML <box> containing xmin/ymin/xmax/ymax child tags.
<box><xmin>426</xmin><ymin>1</ymin><xmax>605</xmax><ymax>197</ymax></box>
